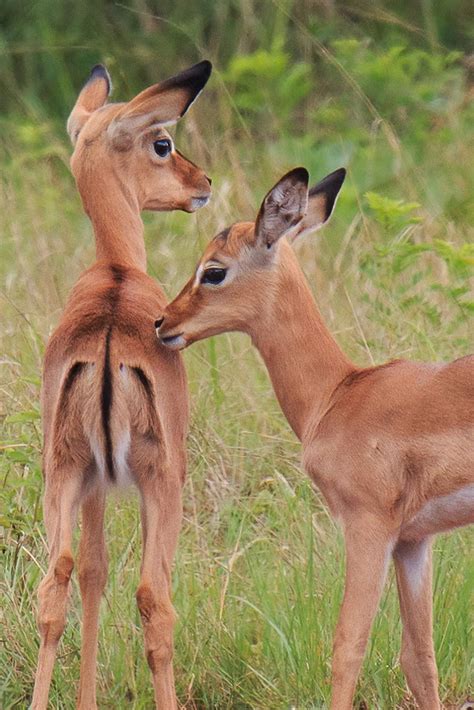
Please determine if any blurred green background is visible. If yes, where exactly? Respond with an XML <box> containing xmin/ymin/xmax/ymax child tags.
<box><xmin>1</xmin><ymin>1</ymin><xmax>473</xmax><ymax>708</ymax></box>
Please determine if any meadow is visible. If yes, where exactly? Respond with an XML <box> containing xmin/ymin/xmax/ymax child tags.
<box><xmin>1</xmin><ymin>1</ymin><xmax>473</xmax><ymax>707</ymax></box>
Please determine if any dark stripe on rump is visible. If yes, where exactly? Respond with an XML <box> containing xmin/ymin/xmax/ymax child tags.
<box><xmin>55</xmin><ymin>361</ymin><xmax>85</xmax><ymax>418</ymax></box>
<box><xmin>131</xmin><ymin>367</ymin><xmax>160</xmax><ymax>443</ymax></box>
<box><xmin>101</xmin><ymin>328</ymin><xmax>115</xmax><ymax>480</ymax></box>
<box><xmin>132</xmin><ymin>367</ymin><xmax>154</xmax><ymax>398</ymax></box>
<box><xmin>63</xmin><ymin>361</ymin><xmax>85</xmax><ymax>394</ymax></box>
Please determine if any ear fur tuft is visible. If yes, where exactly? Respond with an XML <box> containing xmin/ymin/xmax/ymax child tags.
<box><xmin>255</xmin><ymin>167</ymin><xmax>309</xmax><ymax>248</ymax></box>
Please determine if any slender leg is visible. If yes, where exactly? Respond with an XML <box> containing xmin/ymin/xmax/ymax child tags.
<box><xmin>31</xmin><ymin>475</ymin><xmax>81</xmax><ymax>710</ymax></box>
<box><xmin>330</xmin><ymin>518</ymin><xmax>394</xmax><ymax>710</ymax></box>
<box><xmin>393</xmin><ymin>538</ymin><xmax>440</xmax><ymax>709</ymax></box>
<box><xmin>136</xmin><ymin>475</ymin><xmax>183</xmax><ymax>710</ymax></box>
<box><xmin>76</xmin><ymin>486</ymin><xmax>108</xmax><ymax>709</ymax></box>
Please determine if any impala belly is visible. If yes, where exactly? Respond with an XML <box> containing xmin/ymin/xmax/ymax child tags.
<box><xmin>402</xmin><ymin>484</ymin><xmax>474</xmax><ymax>540</ymax></box>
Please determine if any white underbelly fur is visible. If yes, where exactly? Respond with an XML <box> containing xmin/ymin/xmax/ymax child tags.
<box><xmin>404</xmin><ymin>484</ymin><xmax>474</xmax><ymax>539</ymax></box>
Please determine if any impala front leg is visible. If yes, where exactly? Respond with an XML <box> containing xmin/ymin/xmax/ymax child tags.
<box><xmin>330</xmin><ymin>516</ymin><xmax>394</xmax><ymax>710</ymax></box>
<box><xmin>393</xmin><ymin>538</ymin><xmax>440</xmax><ymax>709</ymax></box>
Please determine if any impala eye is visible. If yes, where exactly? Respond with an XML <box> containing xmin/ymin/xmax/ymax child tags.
<box><xmin>201</xmin><ymin>267</ymin><xmax>227</xmax><ymax>285</ymax></box>
<box><xmin>153</xmin><ymin>139</ymin><xmax>172</xmax><ymax>158</ymax></box>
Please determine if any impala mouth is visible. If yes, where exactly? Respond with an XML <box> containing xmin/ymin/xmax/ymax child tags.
<box><xmin>159</xmin><ymin>332</ymin><xmax>187</xmax><ymax>350</ymax></box>
<box><xmin>190</xmin><ymin>195</ymin><xmax>210</xmax><ymax>211</ymax></box>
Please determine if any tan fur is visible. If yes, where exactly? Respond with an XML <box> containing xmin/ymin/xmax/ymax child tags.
<box><xmin>31</xmin><ymin>63</ymin><xmax>212</xmax><ymax>710</ymax></box>
<box><xmin>158</xmin><ymin>174</ymin><xmax>474</xmax><ymax>710</ymax></box>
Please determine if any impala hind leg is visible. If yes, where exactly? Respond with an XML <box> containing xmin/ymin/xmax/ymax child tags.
<box><xmin>76</xmin><ymin>486</ymin><xmax>108</xmax><ymax>709</ymax></box>
<box><xmin>137</xmin><ymin>476</ymin><xmax>183</xmax><ymax>709</ymax></box>
<box><xmin>31</xmin><ymin>475</ymin><xmax>81</xmax><ymax>710</ymax></box>
<box><xmin>330</xmin><ymin>518</ymin><xmax>394</xmax><ymax>710</ymax></box>
<box><xmin>393</xmin><ymin>538</ymin><xmax>440</xmax><ymax>710</ymax></box>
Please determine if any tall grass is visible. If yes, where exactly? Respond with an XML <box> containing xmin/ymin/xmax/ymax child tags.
<box><xmin>1</xmin><ymin>1</ymin><xmax>473</xmax><ymax>708</ymax></box>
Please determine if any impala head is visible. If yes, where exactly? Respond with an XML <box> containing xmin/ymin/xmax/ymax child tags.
<box><xmin>157</xmin><ymin>166</ymin><xmax>346</xmax><ymax>349</ymax></box>
<box><xmin>68</xmin><ymin>61</ymin><xmax>212</xmax><ymax>213</ymax></box>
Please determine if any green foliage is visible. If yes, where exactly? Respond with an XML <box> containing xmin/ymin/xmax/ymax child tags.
<box><xmin>365</xmin><ymin>191</ymin><xmax>421</xmax><ymax>231</ymax></box>
<box><xmin>224</xmin><ymin>49</ymin><xmax>312</xmax><ymax>128</ymax></box>
<box><xmin>332</xmin><ymin>39</ymin><xmax>463</xmax><ymax>128</ymax></box>
<box><xmin>1</xmin><ymin>407</ymin><xmax>42</xmax><ymax>533</ymax></box>
<box><xmin>1</xmin><ymin>1</ymin><xmax>473</xmax><ymax>708</ymax></box>
<box><xmin>360</xmin><ymin>193</ymin><xmax>473</xmax><ymax>356</ymax></box>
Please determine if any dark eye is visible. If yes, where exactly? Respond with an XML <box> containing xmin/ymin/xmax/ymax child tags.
<box><xmin>153</xmin><ymin>139</ymin><xmax>172</xmax><ymax>158</ymax></box>
<box><xmin>201</xmin><ymin>268</ymin><xmax>227</xmax><ymax>285</ymax></box>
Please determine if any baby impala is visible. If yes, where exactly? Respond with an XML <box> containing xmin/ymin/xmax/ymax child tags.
<box><xmin>156</xmin><ymin>167</ymin><xmax>474</xmax><ymax>710</ymax></box>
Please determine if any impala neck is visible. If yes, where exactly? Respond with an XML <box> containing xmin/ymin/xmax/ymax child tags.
<box><xmin>82</xmin><ymin>171</ymin><xmax>146</xmax><ymax>271</ymax></box>
<box><xmin>248</xmin><ymin>241</ymin><xmax>355</xmax><ymax>441</ymax></box>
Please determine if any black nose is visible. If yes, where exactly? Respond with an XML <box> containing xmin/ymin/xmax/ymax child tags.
<box><xmin>155</xmin><ymin>317</ymin><xmax>164</xmax><ymax>329</ymax></box>
<box><xmin>206</xmin><ymin>175</ymin><xmax>212</xmax><ymax>186</ymax></box>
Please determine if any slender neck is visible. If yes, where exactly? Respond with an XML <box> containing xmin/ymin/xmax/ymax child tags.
<box><xmin>80</xmin><ymin>170</ymin><xmax>146</xmax><ymax>271</ymax></box>
<box><xmin>247</xmin><ymin>242</ymin><xmax>355</xmax><ymax>441</ymax></box>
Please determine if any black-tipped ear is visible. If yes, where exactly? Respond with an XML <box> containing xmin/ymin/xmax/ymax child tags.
<box><xmin>290</xmin><ymin>168</ymin><xmax>346</xmax><ymax>240</ymax></box>
<box><xmin>67</xmin><ymin>64</ymin><xmax>112</xmax><ymax>144</ymax></box>
<box><xmin>110</xmin><ymin>60</ymin><xmax>212</xmax><ymax>132</ymax></box>
<box><xmin>255</xmin><ymin>167</ymin><xmax>309</xmax><ymax>248</ymax></box>
<box><xmin>153</xmin><ymin>60</ymin><xmax>212</xmax><ymax>118</ymax></box>
<box><xmin>308</xmin><ymin>168</ymin><xmax>346</xmax><ymax>222</ymax></box>
<box><xmin>87</xmin><ymin>64</ymin><xmax>112</xmax><ymax>100</ymax></box>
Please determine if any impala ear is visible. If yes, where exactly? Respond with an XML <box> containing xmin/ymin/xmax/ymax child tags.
<box><xmin>255</xmin><ymin>167</ymin><xmax>309</xmax><ymax>248</ymax></box>
<box><xmin>290</xmin><ymin>168</ymin><xmax>346</xmax><ymax>240</ymax></box>
<box><xmin>67</xmin><ymin>64</ymin><xmax>111</xmax><ymax>145</ymax></box>
<box><xmin>109</xmin><ymin>60</ymin><xmax>212</xmax><ymax>136</ymax></box>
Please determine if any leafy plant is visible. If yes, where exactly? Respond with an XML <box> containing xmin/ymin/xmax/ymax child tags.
<box><xmin>331</xmin><ymin>39</ymin><xmax>463</xmax><ymax>133</ymax></box>
<box><xmin>365</xmin><ymin>191</ymin><xmax>421</xmax><ymax>232</ymax></box>
<box><xmin>223</xmin><ymin>49</ymin><xmax>312</xmax><ymax>130</ymax></box>
<box><xmin>359</xmin><ymin>192</ymin><xmax>473</xmax><ymax>356</ymax></box>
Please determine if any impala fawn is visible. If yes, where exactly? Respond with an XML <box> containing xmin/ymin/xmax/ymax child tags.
<box><xmin>32</xmin><ymin>60</ymin><xmax>212</xmax><ymax>709</ymax></box>
<box><xmin>157</xmin><ymin>167</ymin><xmax>474</xmax><ymax>709</ymax></box>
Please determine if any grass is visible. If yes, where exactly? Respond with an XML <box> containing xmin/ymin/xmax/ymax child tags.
<box><xmin>1</xmin><ymin>2</ymin><xmax>473</xmax><ymax>708</ymax></box>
